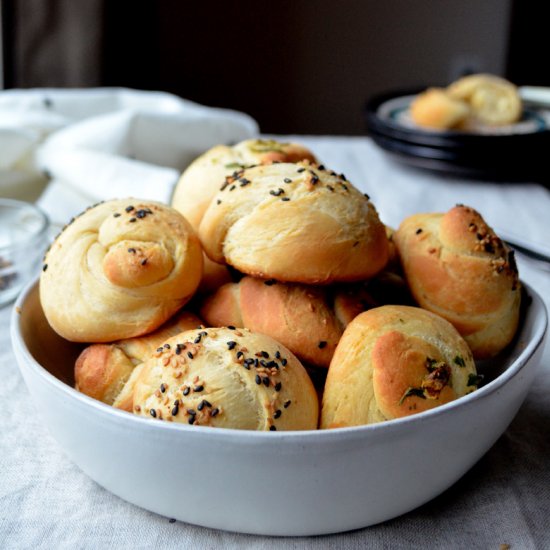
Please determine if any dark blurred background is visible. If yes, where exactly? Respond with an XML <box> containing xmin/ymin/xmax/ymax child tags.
<box><xmin>0</xmin><ymin>0</ymin><xmax>543</xmax><ymax>135</ymax></box>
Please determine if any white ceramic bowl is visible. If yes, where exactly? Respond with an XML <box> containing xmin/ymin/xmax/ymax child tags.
<box><xmin>11</xmin><ymin>279</ymin><xmax>547</xmax><ymax>536</ymax></box>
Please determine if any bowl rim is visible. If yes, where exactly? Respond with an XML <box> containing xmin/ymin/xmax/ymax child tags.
<box><xmin>0</xmin><ymin>197</ymin><xmax>50</xmax><ymax>253</ymax></box>
<box><xmin>10</xmin><ymin>276</ymin><xmax>548</xmax><ymax>445</ymax></box>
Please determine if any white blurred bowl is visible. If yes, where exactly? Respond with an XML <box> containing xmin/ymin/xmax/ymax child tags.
<box><xmin>10</xmin><ymin>279</ymin><xmax>547</xmax><ymax>536</ymax></box>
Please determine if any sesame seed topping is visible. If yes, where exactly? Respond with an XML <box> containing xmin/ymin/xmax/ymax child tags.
<box><xmin>281</xmin><ymin>197</ymin><xmax>291</xmax><ymax>201</ymax></box>
<box><xmin>283</xmin><ymin>178</ymin><xmax>292</xmax><ymax>183</ymax></box>
<box><xmin>160</xmin><ymin>383</ymin><xmax>166</xmax><ymax>393</ymax></box>
<box><xmin>125</xmin><ymin>205</ymin><xmax>134</xmax><ymax>212</ymax></box>
<box><xmin>171</xmin><ymin>402</ymin><xmax>179</xmax><ymax>416</ymax></box>
<box><xmin>318</xmin><ymin>341</ymin><xmax>327</xmax><ymax>349</ymax></box>
<box><xmin>262</xmin><ymin>376</ymin><xmax>270</xmax><ymax>387</ymax></box>
<box><xmin>274</xmin><ymin>410</ymin><xmax>282</xmax><ymax>419</ymax></box>
<box><xmin>227</xmin><ymin>325</ymin><xmax>236</xmax><ymax>330</ymax></box>
<box><xmin>255</xmin><ymin>374</ymin><xmax>262</xmax><ymax>385</ymax></box>
<box><xmin>194</xmin><ymin>385</ymin><xmax>204</xmax><ymax>393</ymax></box>
<box><xmin>129</xmin><ymin>217</ymin><xmax>136</xmax><ymax>223</ymax></box>
<box><xmin>227</xmin><ymin>341</ymin><xmax>237</xmax><ymax>350</ymax></box>
<box><xmin>416</xmin><ymin>228</ymin><xmax>423</xmax><ymax>234</ymax></box>
<box><xmin>284</xmin><ymin>400</ymin><xmax>291</xmax><ymax>408</ymax></box>
<box><xmin>182</xmin><ymin>386</ymin><xmax>190</xmax><ymax>396</ymax></box>
<box><xmin>297</xmin><ymin>167</ymin><xmax>306</xmax><ymax>173</ymax></box>
<box><xmin>275</xmin><ymin>382</ymin><xmax>282</xmax><ymax>392</ymax></box>
<box><xmin>264</xmin><ymin>279</ymin><xmax>276</xmax><ymax>286</ymax></box>
<box><xmin>42</xmin><ymin>264</ymin><xmax>48</xmax><ymax>272</ymax></box>
<box><xmin>187</xmin><ymin>351</ymin><xmax>194</xmax><ymax>360</ymax></box>
<box><xmin>150</xmin><ymin>409</ymin><xmax>157</xmax><ymax>418</ymax></box>
<box><xmin>211</xmin><ymin>408</ymin><xmax>219</xmax><ymax>417</ymax></box>
<box><xmin>128</xmin><ymin>247</ymin><xmax>136</xmax><ymax>253</ymax></box>
<box><xmin>113</xmin><ymin>213</ymin><xmax>121</xmax><ymax>218</ymax></box>
<box><xmin>269</xmin><ymin>426</ymin><xmax>277</xmax><ymax>431</ymax></box>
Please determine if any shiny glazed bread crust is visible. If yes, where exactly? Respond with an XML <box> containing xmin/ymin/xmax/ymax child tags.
<box><xmin>320</xmin><ymin>305</ymin><xmax>477</xmax><ymax>428</ymax></box>
<box><xmin>40</xmin><ymin>199</ymin><xmax>203</xmax><ymax>342</ymax></box>
<box><xmin>171</xmin><ymin>139</ymin><xmax>317</xmax><ymax>230</ymax></box>
<box><xmin>393</xmin><ymin>204</ymin><xmax>521</xmax><ymax>358</ymax></box>
<box><xmin>131</xmin><ymin>327</ymin><xmax>319</xmax><ymax>431</ymax></box>
<box><xmin>199</xmin><ymin>161</ymin><xmax>389</xmax><ymax>284</ymax></box>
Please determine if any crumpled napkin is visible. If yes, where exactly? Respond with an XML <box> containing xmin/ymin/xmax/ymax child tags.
<box><xmin>0</xmin><ymin>88</ymin><xmax>259</xmax><ymax>209</ymax></box>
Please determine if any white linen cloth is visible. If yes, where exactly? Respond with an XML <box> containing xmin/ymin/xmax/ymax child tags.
<box><xmin>1</xmin><ymin>134</ymin><xmax>550</xmax><ymax>549</ymax></box>
<box><xmin>0</xmin><ymin>87</ymin><xmax>258</xmax><ymax>210</ymax></box>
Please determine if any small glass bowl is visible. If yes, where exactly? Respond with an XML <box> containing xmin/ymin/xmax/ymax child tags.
<box><xmin>0</xmin><ymin>198</ymin><xmax>50</xmax><ymax>307</ymax></box>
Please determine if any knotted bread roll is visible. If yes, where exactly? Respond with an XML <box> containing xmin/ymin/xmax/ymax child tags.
<box><xmin>40</xmin><ymin>199</ymin><xmax>203</xmax><ymax>342</ymax></box>
<box><xmin>199</xmin><ymin>161</ymin><xmax>389</xmax><ymax>284</ymax></box>
<box><xmin>447</xmin><ymin>73</ymin><xmax>522</xmax><ymax>126</ymax></box>
<box><xmin>200</xmin><ymin>276</ymin><xmax>345</xmax><ymax>368</ymax></box>
<box><xmin>321</xmin><ymin>305</ymin><xmax>478</xmax><ymax>428</ymax></box>
<box><xmin>394</xmin><ymin>204</ymin><xmax>521</xmax><ymax>358</ymax></box>
<box><xmin>171</xmin><ymin>138</ymin><xmax>317</xmax><ymax>230</ymax></box>
<box><xmin>131</xmin><ymin>327</ymin><xmax>319</xmax><ymax>431</ymax></box>
<box><xmin>74</xmin><ymin>310</ymin><xmax>203</xmax><ymax>411</ymax></box>
<box><xmin>410</xmin><ymin>87</ymin><xmax>470</xmax><ymax>129</ymax></box>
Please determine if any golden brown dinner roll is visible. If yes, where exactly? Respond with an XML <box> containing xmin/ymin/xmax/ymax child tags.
<box><xmin>410</xmin><ymin>88</ymin><xmax>470</xmax><ymax>130</ymax></box>
<box><xmin>40</xmin><ymin>199</ymin><xmax>203</xmax><ymax>342</ymax></box>
<box><xmin>200</xmin><ymin>276</ymin><xmax>344</xmax><ymax>368</ymax></box>
<box><xmin>393</xmin><ymin>204</ymin><xmax>521</xmax><ymax>358</ymax></box>
<box><xmin>131</xmin><ymin>327</ymin><xmax>319</xmax><ymax>431</ymax></box>
<box><xmin>74</xmin><ymin>310</ymin><xmax>203</xmax><ymax>411</ymax></box>
<box><xmin>447</xmin><ymin>73</ymin><xmax>522</xmax><ymax>126</ymax></box>
<box><xmin>199</xmin><ymin>161</ymin><xmax>389</xmax><ymax>284</ymax></box>
<box><xmin>321</xmin><ymin>305</ymin><xmax>478</xmax><ymax>428</ymax></box>
<box><xmin>171</xmin><ymin>138</ymin><xmax>317</xmax><ymax>230</ymax></box>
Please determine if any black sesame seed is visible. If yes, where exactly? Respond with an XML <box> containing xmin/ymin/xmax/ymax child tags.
<box><xmin>188</xmin><ymin>416</ymin><xmax>196</xmax><ymax>425</ymax></box>
<box><xmin>187</xmin><ymin>351</ymin><xmax>194</xmax><ymax>360</ymax></box>
<box><xmin>187</xmin><ymin>409</ymin><xmax>196</xmax><ymax>416</ymax></box>
<box><xmin>318</xmin><ymin>341</ymin><xmax>327</xmax><ymax>349</ymax></box>
<box><xmin>281</xmin><ymin>197</ymin><xmax>291</xmax><ymax>201</ymax></box>
<box><xmin>318</xmin><ymin>164</ymin><xmax>325</xmax><ymax>170</ymax></box>
<box><xmin>128</xmin><ymin>247</ymin><xmax>136</xmax><ymax>253</ymax></box>
<box><xmin>227</xmin><ymin>341</ymin><xmax>237</xmax><ymax>350</ymax></box>
<box><xmin>141</xmin><ymin>258</ymin><xmax>147</xmax><ymax>265</ymax></box>
<box><xmin>171</xmin><ymin>402</ymin><xmax>179</xmax><ymax>416</ymax></box>
<box><xmin>264</xmin><ymin>279</ymin><xmax>276</xmax><ymax>286</ymax></box>
<box><xmin>42</xmin><ymin>264</ymin><xmax>48</xmax><ymax>272</ymax></box>
<box><xmin>175</xmin><ymin>344</ymin><xmax>184</xmax><ymax>355</ymax></box>
<box><xmin>194</xmin><ymin>385</ymin><xmax>204</xmax><ymax>393</ymax></box>
<box><xmin>284</xmin><ymin>400</ymin><xmax>291</xmax><ymax>408</ymax></box>
<box><xmin>239</xmin><ymin>178</ymin><xmax>250</xmax><ymax>186</ymax></box>
<box><xmin>269</xmin><ymin>426</ymin><xmax>277</xmax><ymax>431</ymax></box>
<box><xmin>183</xmin><ymin>386</ymin><xmax>190</xmax><ymax>396</ymax></box>
<box><xmin>274</xmin><ymin>410</ymin><xmax>282</xmax><ymax>419</ymax></box>
<box><xmin>236</xmin><ymin>351</ymin><xmax>244</xmax><ymax>359</ymax></box>
<box><xmin>160</xmin><ymin>383</ymin><xmax>166</xmax><ymax>393</ymax></box>
<box><xmin>297</xmin><ymin>167</ymin><xmax>306</xmax><ymax>173</ymax></box>
<box><xmin>227</xmin><ymin>325</ymin><xmax>236</xmax><ymax>330</ymax></box>
<box><xmin>363</xmin><ymin>193</ymin><xmax>370</xmax><ymax>200</ymax></box>
<box><xmin>255</xmin><ymin>375</ymin><xmax>262</xmax><ymax>385</ymax></box>
<box><xmin>156</xmin><ymin>347</ymin><xmax>164</xmax><ymax>353</ymax></box>
<box><xmin>211</xmin><ymin>408</ymin><xmax>219</xmax><ymax>417</ymax></box>
<box><xmin>261</xmin><ymin>351</ymin><xmax>269</xmax><ymax>359</ymax></box>
<box><xmin>150</xmin><ymin>409</ymin><xmax>157</xmax><ymax>418</ymax></box>
<box><xmin>129</xmin><ymin>217</ymin><xmax>137</xmax><ymax>223</ymax></box>
<box><xmin>229</xmin><ymin>184</ymin><xmax>236</xmax><ymax>191</ymax></box>
<box><xmin>164</xmin><ymin>343</ymin><xmax>171</xmax><ymax>349</ymax></box>
<box><xmin>275</xmin><ymin>382</ymin><xmax>282</xmax><ymax>392</ymax></box>
<box><xmin>275</xmin><ymin>351</ymin><xmax>281</xmax><ymax>359</ymax></box>
<box><xmin>283</xmin><ymin>178</ymin><xmax>292</xmax><ymax>183</ymax></box>
<box><xmin>416</xmin><ymin>228</ymin><xmax>423</xmax><ymax>235</ymax></box>
<box><xmin>113</xmin><ymin>213</ymin><xmax>121</xmax><ymax>218</ymax></box>
<box><xmin>125</xmin><ymin>205</ymin><xmax>134</xmax><ymax>212</ymax></box>
<box><xmin>327</xmin><ymin>185</ymin><xmax>334</xmax><ymax>192</ymax></box>
<box><xmin>194</xmin><ymin>334</ymin><xmax>202</xmax><ymax>344</ymax></box>
<box><xmin>281</xmin><ymin>358</ymin><xmax>287</xmax><ymax>366</ymax></box>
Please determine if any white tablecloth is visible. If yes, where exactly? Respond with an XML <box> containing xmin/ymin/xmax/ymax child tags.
<box><xmin>1</xmin><ymin>136</ymin><xmax>549</xmax><ymax>549</ymax></box>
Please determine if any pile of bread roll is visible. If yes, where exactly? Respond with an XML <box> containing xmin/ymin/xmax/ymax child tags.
<box><xmin>39</xmin><ymin>138</ymin><xmax>521</xmax><ymax>431</ymax></box>
<box><xmin>410</xmin><ymin>73</ymin><xmax>523</xmax><ymax>130</ymax></box>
